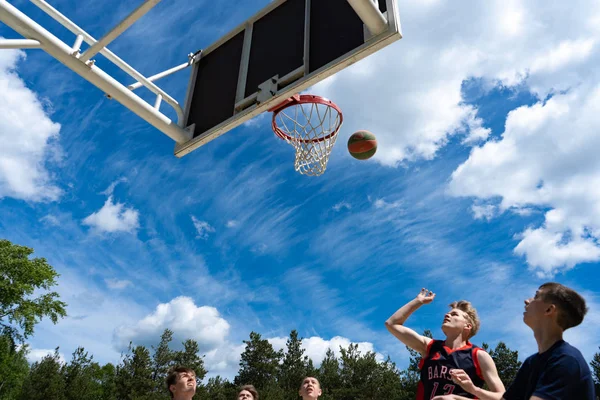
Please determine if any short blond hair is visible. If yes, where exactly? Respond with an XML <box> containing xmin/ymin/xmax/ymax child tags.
<box><xmin>449</xmin><ymin>300</ymin><xmax>480</xmax><ymax>339</ymax></box>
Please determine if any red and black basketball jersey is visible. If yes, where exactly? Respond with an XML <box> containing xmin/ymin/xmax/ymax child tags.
<box><xmin>416</xmin><ymin>340</ymin><xmax>485</xmax><ymax>400</ymax></box>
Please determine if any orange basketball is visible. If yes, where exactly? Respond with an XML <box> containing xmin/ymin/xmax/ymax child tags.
<box><xmin>347</xmin><ymin>130</ymin><xmax>377</xmax><ymax>160</ymax></box>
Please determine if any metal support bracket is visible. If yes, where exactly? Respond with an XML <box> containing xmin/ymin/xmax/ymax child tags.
<box><xmin>257</xmin><ymin>76</ymin><xmax>279</xmax><ymax>104</ymax></box>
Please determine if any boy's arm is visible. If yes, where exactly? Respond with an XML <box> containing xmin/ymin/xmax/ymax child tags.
<box><xmin>384</xmin><ymin>288</ymin><xmax>434</xmax><ymax>357</ymax></box>
<box><xmin>450</xmin><ymin>368</ymin><xmax>504</xmax><ymax>400</ymax></box>
<box><xmin>450</xmin><ymin>351</ymin><xmax>505</xmax><ymax>400</ymax></box>
<box><xmin>478</xmin><ymin>351</ymin><xmax>505</xmax><ymax>392</ymax></box>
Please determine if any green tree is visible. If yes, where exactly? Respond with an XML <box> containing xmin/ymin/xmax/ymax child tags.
<box><xmin>116</xmin><ymin>344</ymin><xmax>154</xmax><ymax>400</ymax></box>
<box><xmin>19</xmin><ymin>348</ymin><xmax>66</xmax><ymax>400</ymax></box>
<box><xmin>591</xmin><ymin>347</ymin><xmax>600</xmax><ymax>397</ymax></box>
<box><xmin>0</xmin><ymin>332</ymin><xmax>29</xmax><ymax>399</ymax></box>
<box><xmin>151</xmin><ymin>329</ymin><xmax>176</xmax><ymax>398</ymax></box>
<box><xmin>0</xmin><ymin>239</ymin><xmax>67</xmax><ymax>343</ymax></box>
<box><xmin>235</xmin><ymin>331</ymin><xmax>283</xmax><ymax>392</ymax></box>
<box><xmin>376</xmin><ymin>356</ymin><xmax>406</xmax><ymax>400</ymax></box>
<box><xmin>279</xmin><ymin>330</ymin><xmax>309</xmax><ymax>399</ymax></box>
<box><xmin>334</xmin><ymin>343</ymin><xmax>383</xmax><ymax>400</ymax></box>
<box><xmin>63</xmin><ymin>347</ymin><xmax>103</xmax><ymax>400</ymax></box>
<box><xmin>98</xmin><ymin>363</ymin><xmax>117</xmax><ymax>400</ymax></box>
<box><xmin>173</xmin><ymin>339</ymin><xmax>207</xmax><ymax>382</ymax></box>
<box><xmin>203</xmin><ymin>376</ymin><xmax>237</xmax><ymax>400</ymax></box>
<box><xmin>318</xmin><ymin>348</ymin><xmax>341</xmax><ymax>400</ymax></box>
<box><xmin>485</xmin><ymin>341</ymin><xmax>522</xmax><ymax>388</ymax></box>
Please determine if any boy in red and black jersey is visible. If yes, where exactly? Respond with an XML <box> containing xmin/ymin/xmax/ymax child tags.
<box><xmin>385</xmin><ymin>289</ymin><xmax>505</xmax><ymax>400</ymax></box>
<box><xmin>418</xmin><ymin>339</ymin><xmax>485</xmax><ymax>398</ymax></box>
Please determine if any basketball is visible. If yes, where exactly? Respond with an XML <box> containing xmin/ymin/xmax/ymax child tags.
<box><xmin>347</xmin><ymin>130</ymin><xmax>377</xmax><ymax>160</ymax></box>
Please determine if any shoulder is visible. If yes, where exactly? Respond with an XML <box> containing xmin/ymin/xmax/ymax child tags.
<box><xmin>548</xmin><ymin>342</ymin><xmax>589</xmax><ymax>369</ymax></box>
<box><xmin>475</xmin><ymin>349</ymin><xmax>493</xmax><ymax>363</ymax></box>
<box><xmin>542</xmin><ymin>345</ymin><xmax>590</xmax><ymax>378</ymax></box>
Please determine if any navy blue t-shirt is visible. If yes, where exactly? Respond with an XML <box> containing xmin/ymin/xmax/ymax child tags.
<box><xmin>504</xmin><ymin>340</ymin><xmax>595</xmax><ymax>400</ymax></box>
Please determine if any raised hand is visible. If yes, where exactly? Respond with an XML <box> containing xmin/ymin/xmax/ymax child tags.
<box><xmin>450</xmin><ymin>369</ymin><xmax>476</xmax><ymax>394</ymax></box>
<box><xmin>416</xmin><ymin>288</ymin><xmax>435</xmax><ymax>304</ymax></box>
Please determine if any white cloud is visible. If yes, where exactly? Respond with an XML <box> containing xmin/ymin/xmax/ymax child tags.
<box><xmin>0</xmin><ymin>48</ymin><xmax>62</xmax><ymax>201</ymax></box>
<box><xmin>332</xmin><ymin>201</ymin><xmax>352</xmax><ymax>212</ymax></box>
<box><xmin>268</xmin><ymin>335</ymin><xmax>383</xmax><ymax>366</ymax></box>
<box><xmin>449</xmin><ymin>85</ymin><xmax>600</xmax><ymax>275</ymax></box>
<box><xmin>83</xmin><ymin>196</ymin><xmax>139</xmax><ymax>233</ymax></box>
<box><xmin>514</xmin><ymin>228</ymin><xmax>600</xmax><ymax>278</ymax></box>
<box><xmin>26</xmin><ymin>348</ymin><xmax>66</xmax><ymax>365</ymax></box>
<box><xmin>226</xmin><ymin>220</ymin><xmax>238</xmax><ymax>228</ymax></box>
<box><xmin>113</xmin><ymin>296</ymin><xmax>230</xmax><ymax>353</ymax></box>
<box><xmin>471</xmin><ymin>204</ymin><xmax>497</xmax><ymax>221</ymax></box>
<box><xmin>312</xmin><ymin>0</ymin><xmax>599</xmax><ymax>166</ymax></box>
<box><xmin>105</xmin><ymin>278</ymin><xmax>133</xmax><ymax>290</ymax></box>
<box><xmin>191</xmin><ymin>216</ymin><xmax>215</xmax><ymax>239</ymax></box>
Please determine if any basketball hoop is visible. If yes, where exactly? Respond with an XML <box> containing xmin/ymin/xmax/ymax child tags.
<box><xmin>270</xmin><ymin>94</ymin><xmax>343</xmax><ymax>176</ymax></box>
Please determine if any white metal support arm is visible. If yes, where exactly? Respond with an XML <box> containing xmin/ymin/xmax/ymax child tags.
<box><xmin>128</xmin><ymin>50</ymin><xmax>201</xmax><ymax>91</ymax></box>
<box><xmin>79</xmin><ymin>0</ymin><xmax>161</xmax><ymax>62</ymax></box>
<box><xmin>346</xmin><ymin>0</ymin><xmax>388</xmax><ymax>36</ymax></box>
<box><xmin>0</xmin><ymin>0</ymin><xmax>192</xmax><ymax>144</ymax></box>
<box><xmin>0</xmin><ymin>38</ymin><xmax>42</xmax><ymax>48</ymax></box>
<box><xmin>29</xmin><ymin>0</ymin><xmax>185</xmax><ymax>126</ymax></box>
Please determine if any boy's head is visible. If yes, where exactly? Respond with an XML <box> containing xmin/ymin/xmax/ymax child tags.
<box><xmin>238</xmin><ymin>385</ymin><xmax>259</xmax><ymax>400</ymax></box>
<box><xmin>166</xmin><ymin>367</ymin><xmax>196</xmax><ymax>399</ymax></box>
<box><xmin>524</xmin><ymin>282</ymin><xmax>588</xmax><ymax>331</ymax></box>
<box><xmin>299</xmin><ymin>376</ymin><xmax>322</xmax><ymax>399</ymax></box>
<box><xmin>442</xmin><ymin>300</ymin><xmax>480</xmax><ymax>340</ymax></box>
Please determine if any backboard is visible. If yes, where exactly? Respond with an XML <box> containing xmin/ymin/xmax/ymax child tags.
<box><xmin>176</xmin><ymin>0</ymin><xmax>401</xmax><ymax>157</ymax></box>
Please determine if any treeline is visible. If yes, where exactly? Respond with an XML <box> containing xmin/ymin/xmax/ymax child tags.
<box><xmin>6</xmin><ymin>327</ymin><xmax>598</xmax><ymax>400</ymax></box>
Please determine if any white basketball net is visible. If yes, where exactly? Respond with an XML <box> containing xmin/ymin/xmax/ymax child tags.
<box><xmin>273</xmin><ymin>99</ymin><xmax>342</xmax><ymax>176</ymax></box>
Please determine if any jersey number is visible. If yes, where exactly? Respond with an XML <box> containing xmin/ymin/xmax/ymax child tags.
<box><xmin>430</xmin><ymin>383</ymin><xmax>455</xmax><ymax>399</ymax></box>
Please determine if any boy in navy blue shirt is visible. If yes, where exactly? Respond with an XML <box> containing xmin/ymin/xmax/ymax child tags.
<box><xmin>435</xmin><ymin>282</ymin><xmax>595</xmax><ymax>400</ymax></box>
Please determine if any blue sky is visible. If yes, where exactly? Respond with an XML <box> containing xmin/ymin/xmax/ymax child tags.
<box><xmin>1</xmin><ymin>0</ymin><xmax>599</xmax><ymax>379</ymax></box>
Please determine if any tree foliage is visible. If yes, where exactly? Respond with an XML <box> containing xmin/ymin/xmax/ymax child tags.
<box><xmin>591</xmin><ymin>346</ymin><xmax>600</xmax><ymax>397</ymax></box>
<box><xmin>0</xmin><ymin>239</ymin><xmax>67</xmax><ymax>343</ymax></box>
<box><xmin>0</xmin><ymin>332</ymin><xmax>29</xmax><ymax>399</ymax></box>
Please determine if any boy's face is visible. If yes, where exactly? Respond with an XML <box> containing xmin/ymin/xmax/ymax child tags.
<box><xmin>299</xmin><ymin>377</ymin><xmax>322</xmax><ymax>399</ymax></box>
<box><xmin>238</xmin><ymin>390</ymin><xmax>254</xmax><ymax>400</ymax></box>
<box><xmin>523</xmin><ymin>289</ymin><xmax>552</xmax><ymax>328</ymax></box>
<box><xmin>441</xmin><ymin>308</ymin><xmax>472</xmax><ymax>337</ymax></box>
<box><xmin>170</xmin><ymin>371</ymin><xmax>197</xmax><ymax>397</ymax></box>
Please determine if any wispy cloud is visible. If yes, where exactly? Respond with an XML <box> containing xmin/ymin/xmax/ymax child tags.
<box><xmin>472</xmin><ymin>204</ymin><xmax>497</xmax><ymax>221</ymax></box>
<box><xmin>191</xmin><ymin>216</ymin><xmax>215</xmax><ymax>240</ymax></box>
<box><xmin>332</xmin><ymin>201</ymin><xmax>352</xmax><ymax>212</ymax></box>
<box><xmin>101</xmin><ymin>177</ymin><xmax>128</xmax><ymax>196</ymax></box>
<box><xmin>105</xmin><ymin>278</ymin><xmax>133</xmax><ymax>290</ymax></box>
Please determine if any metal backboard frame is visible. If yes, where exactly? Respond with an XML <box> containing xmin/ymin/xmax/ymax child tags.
<box><xmin>176</xmin><ymin>0</ymin><xmax>401</xmax><ymax>157</ymax></box>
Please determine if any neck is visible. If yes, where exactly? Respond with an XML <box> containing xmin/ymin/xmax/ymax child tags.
<box><xmin>444</xmin><ymin>333</ymin><xmax>468</xmax><ymax>349</ymax></box>
<box><xmin>173</xmin><ymin>394</ymin><xmax>193</xmax><ymax>400</ymax></box>
<box><xmin>533</xmin><ymin>325</ymin><xmax>563</xmax><ymax>353</ymax></box>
